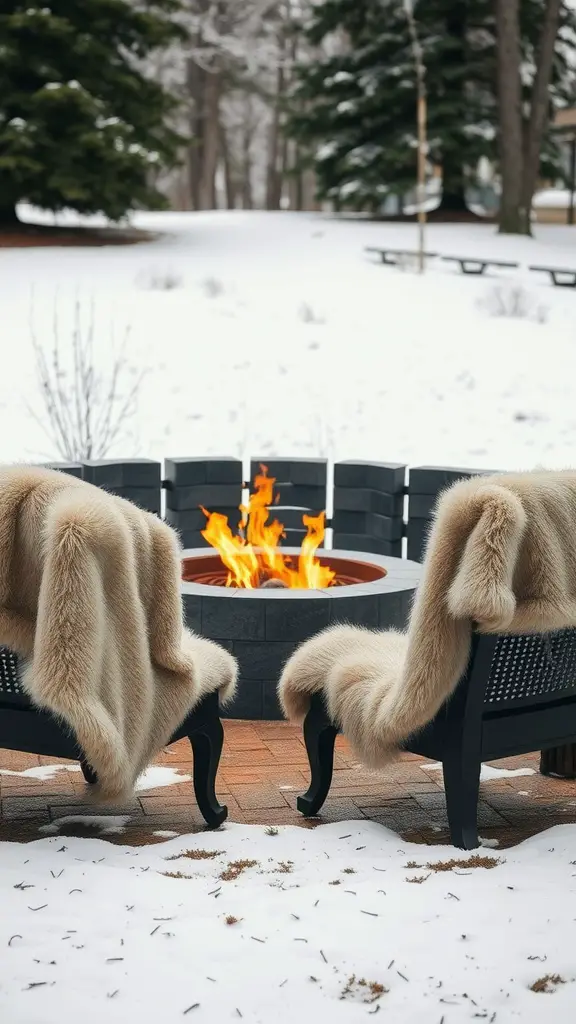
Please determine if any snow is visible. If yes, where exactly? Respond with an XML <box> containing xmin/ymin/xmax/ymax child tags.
<box><xmin>425</xmin><ymin>763</ymin><xmax>537</xmax><ymax>782</ymax></box>
<box><xmin>0</xmin><ymin>764</ymin><xmax>191</xmax><ymax>791</ymax></box>
<box><xmin>3</xmin><ymin>209</ymin><xmax>576</xmax><ymax>472</ymax></box>
<box><xmin>0</xmin><ymin>765</ymin><xmax>81</xmax><ymax>781</ymax></box>
<box><xmin>1</xmin><ymin>820</ymin><xmax>576</xmax><ymax>1022</ymax></box>
<box><xmin>533</xmin><ymin>188</ymin><xmax>575</xmax><ymax>209</ymax></box>
<box><xmin>39</xmin><ymin>815</ymin><xmax>131</xmax><ymax>836</ymax></box>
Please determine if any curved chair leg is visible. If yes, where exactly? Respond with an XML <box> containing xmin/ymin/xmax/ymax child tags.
<box><xmin>189</xmin><ymin>712</ymin><xmax>227</xmax><ymax>829</ymax></box>
<box><xmin>297</xmin><ymin>697</ymin><xmax>338</xmax><ymax>817</ymax></box>
<box><xmin>80</xmin><ymin>759</ymin><xmax>98</xmax><ymax>785</ymax></box>
<box><xmin>442</xmin><ymin>751</ymin><xmax>481</xmax><ymax>850</ymax></box>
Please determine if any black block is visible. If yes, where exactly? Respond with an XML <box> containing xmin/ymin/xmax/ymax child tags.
<box><xmin>329</xmin><ymin>592</ymin><xmax>380</xmax><ymax>628</ymax></box>
<box><xmin>82</xmin><ymin>459</ymin><xmax>161</xmax><ymax>488</ymax></box>
<box><xmin>377</xmin><ymin>589</ymin><xmax>414</xmax><ymax>629</ymax></box>
<box><xmin>269</xmin><ymin>507</ymin><xmax>308</xmax><ymax>530</ymax></box>
<box><xmin>262</xmin><ymin>685</ymin><xmax>283</xmax><ymax>720</ymax></box>
<box><xmin>114</xmin><ymin>487</ymin><xmax>161</xmax><ymax>515</ymax></box>
<box><xmin>409</xmin><ymin>465</ymin><xmax>492</xmax><ymax>496</ymax></box>
<box><xmin>233</xmin><ymin>641</ymin><xmax>295</xmax><ymax>680</ymax></box>
<box><xmin>332</xmin><ymin>511</ymin><xmax>403</xmax><ymax>541</ymax></box>
<box><xmin>221</xmin><ymin>679</ymin><xmax>264</xmax><ymax>720</ymax></box>
<box><xmin>250</xmin><ymin>458</ymin><xmax>327</xmax><ymax>487</ymax></box>
<box><xmin>334</xmin><ymin>461</ymin><xmax>406</xmax><ymax>493</ymax></box>
<box><xmin>182</xmin><ymin>593</ymin><xmax>202</xmax><ymax>632</ymax></box>
<box><xmin>164</xmin><ymin>457</ymin><xmax>243</xmax><ymax>487</ymax></box>
<box><xmin>166</xmin><ymin>507</ymin><xmax>239</xmax><ymax>532</ymax></box>
<box><xmin>201</xmin><ymin>594</ymin><xmax>266</xmax><ymax>641</ymax></box>
<box><xmin>42</xmin><ymin>462</ymin><xmax>84</xmax><ymax>479</ymax></box>
<box><xmin>178</xmin><ymin>530</ymin><xmax>209</xmax><ymax>549</ymax></box>
<box><xmin>333</xmin><ymin>487</ymin><xmax>404</xmax><ymax>518</ymax></box>
<box><xmin>407</xmin><ymin>518</ymin><xmax>431</xmax><ymax>562</ymax></box>
<box><xmin>266</xmin><ymin>483</ymin><xmax>326</xmax><ymax>510</ymax></box>
<box><xmin>166</xmin><ymin>483</ymin><xmax>242</xmax><ymax>511</ymax></box>
<box><xmin>332</xmin><ymin>533</ymin><xmax>402</xmax><ymax>557</ymax></box>
<box><xmin>265</xmin><ymin>594</ymin><xmax>331</xmax><ymax>641</ymax></box>
<box><xmin>408</xmin><ymin>494</ymin><xmax>439</xmax><ymax>519</ymax></box>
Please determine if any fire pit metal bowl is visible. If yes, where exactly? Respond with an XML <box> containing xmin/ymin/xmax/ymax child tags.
<box><xmin>181</xmin><ymin>547</ymin><xmax>421</xmax><ymax>720</ymax></box>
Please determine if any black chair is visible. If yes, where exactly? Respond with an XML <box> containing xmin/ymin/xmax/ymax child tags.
<box><xmin>0</xmin><ymin>646</ymin><xmax>227</xmax><ymax>827</ymax></box>
<box><xmin>297</xmin><ymin>628</ymin><xmax>576</xmax><ymax>849</ymax></box>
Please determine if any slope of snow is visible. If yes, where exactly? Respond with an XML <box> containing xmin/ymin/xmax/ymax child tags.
<box><xmin>1</xmin><ymin>820</ymin><xmax>575</xmax><ymax>1023</ymax></box>
<box><xmin>3</xmin><ymin>209</ymin><xmax>576</xmax><ymax>471</ymax></box>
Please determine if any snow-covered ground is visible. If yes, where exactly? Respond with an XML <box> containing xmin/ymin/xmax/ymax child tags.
<box><xmin>2</xmin><ymin>820</ymin><xmax>575</xmax><ymax>1024</ymax></box>
<box><xmin>3</xmin><ymin>207</ymin><xmax>576</xmax><ymax>471</ymax></box>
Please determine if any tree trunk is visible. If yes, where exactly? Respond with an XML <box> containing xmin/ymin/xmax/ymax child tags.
<box><xmin>521</xmin><ymin>0</ymin><xmax>563</xmax><ymax>234</ymax></box>
<box><xmin>0</xmin><ymin>198</ymin><xmax>19</xmax><ymax>226</ymax></box>
<box><xmin>198</xmin><ymin>70</ymin><xmax>221</xmax><ymax>211</ymax></box>
<box><xmin>495</xmin><ymin>0</ymin><xmax>525</xmax><ymax>233</ymax></box>
<box><xmin>439</xmin><ymin>8</ymin><xmax>467</xmax><ymax>214</ymax></box>
<box><xmin>186</xmin><ymin>56</ymin><xmax>204</xmax><ymax>211</ymax></box>
<box><xmin>540</xmin><ymin>744</ymin><xmax>576</xmax><ymax>778</ymax></box>
<box><xmin>220</xmin><ymin>123</ymin><xmax>236</xmax><ymax>210</ymax></box>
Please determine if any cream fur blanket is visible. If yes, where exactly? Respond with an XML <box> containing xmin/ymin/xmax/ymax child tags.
<box><xmin>279</xmin><ymin>470</ymin><xmax>576</xmax><ymax>768</ymax></box>
<box><xmin>0</xmin><ymin>465</ymin><xmax>237</xmax><ymax>800</ymax></box>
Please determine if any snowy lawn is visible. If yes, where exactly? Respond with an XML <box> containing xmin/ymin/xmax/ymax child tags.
<box><xmin>1</xmin><ymin>820</ymin><xmax>576</xmax><ymax>1023</ymax></box>
<box><xmin>3</xmin><ymin>208</ymin><xmax>576</xmax><ymax>471</ymax></box>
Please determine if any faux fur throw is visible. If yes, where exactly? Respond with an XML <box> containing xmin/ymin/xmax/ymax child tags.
<box><xmin>279</xmin><ymin>470</ymin><xmax>576</xmax><ymax>768</ymax></box>
<box><xmin>0</xmin><ymin>465</ymin><xmax>237</xmax><ymax>801</ymax></box>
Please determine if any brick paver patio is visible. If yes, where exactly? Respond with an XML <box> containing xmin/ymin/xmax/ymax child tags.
<box><xmin>1</xmin><ymin>720</ymin><xmax>575</xmax><ymax>848</ymax></box>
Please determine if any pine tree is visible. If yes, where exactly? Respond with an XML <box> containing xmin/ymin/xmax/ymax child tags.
<box><xmin>290</xmin><ymin>0</ymin><xmax>575</xmax><ymax>213</ymax></box>
<box><xmin>0</xmin><ymin>1</ymin><xmax>185</xmax><ymax>225</ymax></box>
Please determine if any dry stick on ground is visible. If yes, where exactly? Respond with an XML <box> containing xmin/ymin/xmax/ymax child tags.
<box><xmin>28</xmin><ymin>296</ymin><xmax>145</xmax><ymax>461</ymax></box>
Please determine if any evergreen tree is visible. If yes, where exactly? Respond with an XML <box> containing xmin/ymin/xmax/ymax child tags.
<box><xmin>290</xmin><ymin>0</ymin><xmax>575</xmax><ymax>213</ymax></box>
<box><xmin>0</xmin><ymin>1</ymin><xmax>185</xmax><ymax>225</ymax></box>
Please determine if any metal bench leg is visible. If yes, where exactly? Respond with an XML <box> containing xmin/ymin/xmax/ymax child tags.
<box><xmin>297</xmin><ymin>698</ymin><xmax>338</xmax><ymax>817</ymax></box>
<box><xmin>80</xmin><ymin>759</ymin><xmax>98</xmax><ymax>785</ymax></box>
<box><xmin>189</xmin><ymin>708</ymin><xmax>227</xmax><ymax>829</ymax></box>
<box><xmin>442</xmin><ymin>751</ymin><xmax>481</xmax><ymax>850</ymax></box>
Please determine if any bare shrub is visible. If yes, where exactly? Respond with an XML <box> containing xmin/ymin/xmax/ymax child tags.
<box><xmin>29</xmin><ymin>297</ymin><xmax>144</xmax><ymax>461</ymax></box>
<box><xmin>478</xmin><ymin>283</ymin><xmax>549</xmax><ymax>323</ymax></box>
<box><xmin>136</xmin><ymin>267</ymin><xmax>183</xmax><ymax>291</ymax></box>
<box><xmin>298</xmin><ymin>301</ymin><xmax>325</xmax><ymax>324</ymax></box>
<box><xmin>202</xmin><ymin>276</ymin><xmax>225</xmax><ymax>298</ymax></box>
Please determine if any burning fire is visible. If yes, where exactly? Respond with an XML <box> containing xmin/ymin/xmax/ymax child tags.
<box><xmin>201</xmin><ymin>465</ymin><xmax>336</xmax><ymax>589</ymax></box>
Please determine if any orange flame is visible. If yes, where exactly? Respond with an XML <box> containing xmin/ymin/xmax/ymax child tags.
<box><xmin>201</xmin><ymin>465</ymin><xmax>335</xmax><ymax>589</ymax></box>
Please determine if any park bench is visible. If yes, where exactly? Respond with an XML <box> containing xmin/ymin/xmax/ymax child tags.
<box><xmin>365</xmin><ymin>247</ymin><xmax>438</xmax><ymax>265</ymax></box>
<box><xmin>296</xmin><ymin>627</ymin><xmax>576</xmax><ymax>849</ymax></box>
<box><xmin>529</xmin><ymin>265</ymin><xmax>576</xmax><ymax>288</ymax></box>
<box><xmin>441</xmin><ymin>256</ymin><xmax>519</xmax><ymax>275</ymax></box>
<box><xmin>0</xmin><ymin>646</ymin><xmax>228</xmax><ymax>827</ymax></box>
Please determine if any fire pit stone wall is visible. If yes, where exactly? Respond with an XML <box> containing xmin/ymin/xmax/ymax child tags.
<box><xmin>181</xmin><ymin>549</ymin><xmax>420</xmax><ymax>720</ymax></box>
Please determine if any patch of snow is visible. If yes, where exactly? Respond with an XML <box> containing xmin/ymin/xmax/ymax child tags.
<box><xmin>1</xmin><ymin>820</ymin><xmax>576</xmax><ymax>1022</ymax></box>
<box><xmin>39</xmin><ymin>815</ymin><xmax>131</xmax><ymax>835</ymax></box>
<box><xmin>0</xmin><ymin>764</ymin><xmax>81</xmax><ymax>781</ymax></box>
<box><xmin>152</xmin><ymin>830</ymin><xmax>180</xmax><ymax>838</ymax></box>
<box><xmin>135</xmin><ymin>766</ymin><xmax>191</xmax><ymax>792</ymax></box>
<box><xmin>479</xmin><ymin>836</ymin><xmax>501</xmax><ymax>848</ymax></box>
<box><xmin>425</xmin><ymin>762</ymin><xmax>536</xmax><ymax>781</ymax></box>
<box><xmin>533</xmin><ymin>188</ymin><xmax>575</xmax><ymax>209</ymax></box>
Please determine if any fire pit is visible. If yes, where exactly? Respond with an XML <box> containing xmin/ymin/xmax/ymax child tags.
<box><xmin>181</xmin><ymin>548</ymin><xmax>420</xmax><ymax>719</ymax></box>
<box><xmin>179</xmin><ymin>464</ymin><xmax>420</xmax><ymax>717</ymax></box>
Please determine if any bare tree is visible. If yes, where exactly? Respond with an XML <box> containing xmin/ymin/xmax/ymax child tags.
<box><xmin>496</xmin><ymin>0</ymin><xmax>563</xmax><ymax>234</ymax></box>
<box><xmin>404</xmin><ymin>0</ymin><xmax>428</xmax><ymax>273</ymax></box>
<box><xmin>29</xmin><ymin>298</ymin><xmax>144</xmax><ymax>461</ymax></box>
